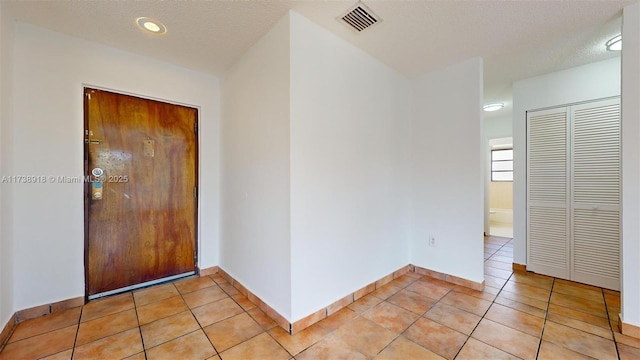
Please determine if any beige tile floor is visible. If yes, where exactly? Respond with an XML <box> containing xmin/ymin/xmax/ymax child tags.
<box><xmin>1</xmin><ymin>236</ymin><xmax>639</xmax><ymax>359</ymax></box>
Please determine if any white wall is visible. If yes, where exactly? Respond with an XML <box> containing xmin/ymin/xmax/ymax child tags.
<box><xmin>220</xmin><ymin>14</ymin><xmax>292</xmax><ymax>319</ymax></box>
<box><xmin>621</xmin><ymin>3</ymin><xmax>640</xmax><ymax>330</ymax></box>
<box><xmin>512</xmin><ymin>58</ymin><xmax>621</xmax><ymax>265</ymax></box>
<box><xmin>11</xmin><ymin>23</ymin><xmax>221</xmax><ymax>311</ymax></box>
<box><xmin>485</xmin><ymin>116</ymin><xmax>512</xmax><ymax>140</ymax></box>
<box><xmin>289</xmin><ymin>12</ymin><xmax>411</xmax><ymax>321</ymax></box>
<box><xmin>410</xmin><ymin>58</ymin><xmax>485</xmax><ymax>284</ymax></box>
<box><xmin>0</xmin><ymin>2</ymin><xmax>15</xmax><ymax>329</ymax></box>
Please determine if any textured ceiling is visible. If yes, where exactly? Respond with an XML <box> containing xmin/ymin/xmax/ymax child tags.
<box><xmin>5</xmin><ymin>0</ymin><xmax>634</xmax><ymax>119</ymax></box>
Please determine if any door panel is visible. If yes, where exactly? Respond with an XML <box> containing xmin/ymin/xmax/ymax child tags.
<box><xmin>527</xmin><ymin>107</ymin><xmax>570</xmax><ymax>279</ymax></box>
<box><xmin>570</xmin><ymin>98</ymin><xmax>620</xmax><ymax>290</ymax></box>
<box><xmin>84</xmin><ymin>88</ymin><xmax>198</xmax><ymax>297</ymax></box>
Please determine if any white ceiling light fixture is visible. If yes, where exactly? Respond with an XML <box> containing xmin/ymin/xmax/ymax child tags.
<box><xmin>136</xmin><ymin>17</ymin><xmax>167</xmax><ymax>34</ymax></box>
<box><xmin>483</xmin><ymin>103</ymin><xmax>504</xmax><ymax>112</ymax></box>
<box><xmin>606</xmin><ymin>34</ymin><xmax>622</xmax><ymax>51</ymax></box>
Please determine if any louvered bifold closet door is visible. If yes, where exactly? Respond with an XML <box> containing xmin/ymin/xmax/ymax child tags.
<box><xmin>570</xmin><ymin>98</ymin><xmax>620</xmax><ymax>290</ymax></box>
<box><xmin>527</xmin><ymin>107</ymin><xmax>570</xmax><ymax>279</ymax></box>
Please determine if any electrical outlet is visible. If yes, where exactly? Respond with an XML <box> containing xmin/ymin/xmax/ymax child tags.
<box><xmin>429</xmin><ymin>236</ymin><xmax>436</xmax><ymax>247</ymax></box>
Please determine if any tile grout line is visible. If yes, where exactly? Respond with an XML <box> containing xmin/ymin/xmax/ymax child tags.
<box><xmin>371</xmin><ymin>237</ymin><xmax>513</xmax><ymax>359</ymax></box>
<box><xmin>496</xmin><ymin>240</ymin><xmax>620</xmax><ymax>359</ymax></box>
<box><xmin>137</xmin><ymin>277</ymin><xmax>242</xmax><ymax>358</ymax></box>
<box><xmin>3</xmin><ymin>306</ymin><xmax>85</xmax><ymax>359</ymax></box>
<box><xmin>488</xmin><ymin>238</ymin><xmax>568</xmax><ymax>358</ymax></box>
<box><xmin>136</xmin><ymin>276</ymin><xmax>260</xmax><ymax>359</ymax></box>
<box><xmin>131</xmin><ymin>289</ymin><xmax>149</xmax><ymax>360</ymax></box>
<box><xmin>183</xmin><ymin>268</ymin><xmax>555</xmax><ymax>359</ymax></box>
<box><xmin>212</xmin><ymin>273</ymin><xmax>280</xmax><ymax>359</ymax></box>
<box><xmin>534</xmin><ymin>277</ymin><xmax>556</xmax><ymax>359</ymax></box>
<box><xmin>293</xmin><ymin>281</ymin><xmax>414</xmax><ymax>358</ymax></box>
<box><xmin>289</xmin><ymin>273</ymin><xmax>424</xmax><ymax>358</ymax></box>
<box><xmin>206</xmin><ymin>275</ymin><xmax>243</xmax><ymax>357</ymax></box>
<box><xmin>6</xmin><ymin>239</ymin><xmax>634</xmax><ymax>359</ymax></box>
<box><xmin>208</xmin><ymin>274</ymin><xmax>285</xmax><ymax>359</ymax></box>
<box><xmin>265</xmin><ymin>274</ymin><xmax>411</xmax><ymax>358</ymax></box>
<box><xmin>69</xmin><ymin>304</ymin><xmax>84</xmax><ymax>360</ymax></box>
<box><xmin>602</xmin><ymin>287</ymin><xmax>622</xmax><ymax>360</ymax></box>
<box><xmin>178</xmin><ymin>276</ymin><xmax>223</xmax><ymax>358</ymax></box>
<box><xmin>137</xmin><ymin>280</ymin><xmax>226</xmax><ymax>358</ymax></box>
<box><xmin>264</xmin><ymin>327</ymin><xmax>295</xmax><ymax>358</ymax></box>
<box><xmin>55</xmin><ymin>294</ymin><xmax>141</xmax><ymax>357</ymax></box>
<box><xmin>542</xmin><ymin>278</ymin><xmax>622</xmax><ymax>355</ymax></box>
<box><xmin>78</xmin><ymin>292</ymin><xmax>152</xmax><ymax>356</ymax></box>
<box><xmin>373</xmin><ymin>275</ymin><xmax>442</xmax><ymax>358</ymax></box>
<box><xmin>207</xmin><ymin>275</ymin><xmax>254</xmax><ymax>357</ymax></box>
<box><xmin>451</xmin><ymin>238</ymin><xmax>519</xmax><ymax>359</ymax></box>
<box><xmin>374</xmin><ymin>240</ymin><xmax>509</xmax><ymax>360</ymax></box>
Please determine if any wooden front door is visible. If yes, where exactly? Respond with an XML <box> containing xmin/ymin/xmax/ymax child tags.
<box><xmin>84</xmin><ymin>88</ymin><xmax>198</xmax><ymax>298</ymax></box>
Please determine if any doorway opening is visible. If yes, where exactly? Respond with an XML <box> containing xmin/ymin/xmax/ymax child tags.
<box><xmin>489</xmin><ymin>137</ymin><xmax>513</xmax><ymax>238</ymax></box>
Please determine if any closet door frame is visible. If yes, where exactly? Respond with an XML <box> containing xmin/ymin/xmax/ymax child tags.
<box><xmin>526</xmin><ymin>96</ymin><xmax>621</xmax><ymax>290</ymax></box>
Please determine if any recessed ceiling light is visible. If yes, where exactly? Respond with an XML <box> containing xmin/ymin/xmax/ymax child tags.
<box><xmin>483</xmin><ymin>103</ymin><xmax>504</xmax><ymax>112</ymax></box>
<box><xmin>606</xmin><ymin>34</ymin><xmax>622</xmax><ymax>51</ymax></box>
<box><xmin>136</xmin><ymin>17</ymin><xmax>166</xmax><ymax>34</ymax></box>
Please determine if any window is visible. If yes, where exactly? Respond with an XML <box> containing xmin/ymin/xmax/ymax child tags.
<box><xmin>491</xmin><ymin>148</ymin><xmax>513</xmax><ymax>181</ymax></box>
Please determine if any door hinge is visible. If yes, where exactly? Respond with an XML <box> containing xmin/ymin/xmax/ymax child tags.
<box><xmin>194</xmin><ymin>186</ymin><xmax>197</xmax><ymax>198</ymax></box>
<box><xmin>85</xmin><ymin>92</ymin><xmax>91</xmax><ymax>100</ymax></box>
<box><xmin>194</xmin><ymin>122</ymin><xmax>198</xmax><ymax>134</ymax></box>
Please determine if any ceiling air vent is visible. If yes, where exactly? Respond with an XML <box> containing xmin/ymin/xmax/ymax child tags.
<box><xmin>340</xmin><ymin>2</ymin><xmax>381</xmax><ymax>32</ymax></box>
